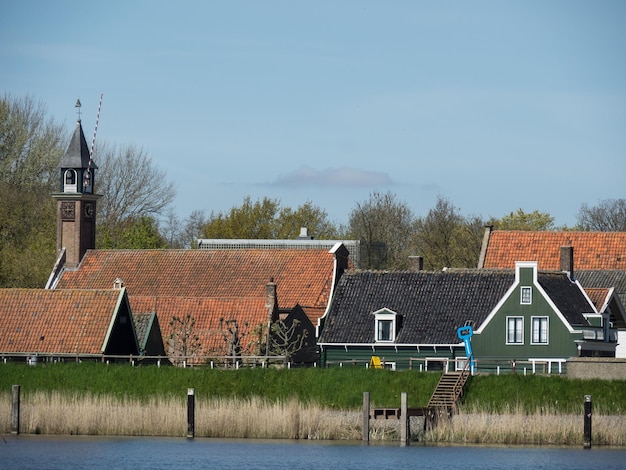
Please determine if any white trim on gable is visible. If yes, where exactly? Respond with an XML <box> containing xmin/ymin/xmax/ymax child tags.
<box><xmin>476</xmin><ymin>261</ymin><xmax>579</xmax><ymax>335</ymax></box>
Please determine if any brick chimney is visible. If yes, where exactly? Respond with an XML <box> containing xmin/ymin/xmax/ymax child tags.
<box><xmin>265</xmin><ymin>277</ymin><xmax>277</xmax><ymax>310</ymax></box>
<box><xmin>408</xmin><ymin>256</ymin><xmax>424</xmax><ymax>271</ymax></box>
<box><xmin>560</xmin><ymin>246</ymin><xmax>574</xmax><ymax>280</ymax></box>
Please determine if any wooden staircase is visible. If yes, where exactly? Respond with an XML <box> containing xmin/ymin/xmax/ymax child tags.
<box><xmin>427</xmin><ymin>364</ymin><xmax>471</xmax><ymax>411</ymax></box>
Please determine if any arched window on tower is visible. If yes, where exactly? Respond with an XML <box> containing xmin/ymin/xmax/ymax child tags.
<box><xmin>64</xmin><ymin>169</ymin><xmax>77</xmax><ymax>193</ymax></box>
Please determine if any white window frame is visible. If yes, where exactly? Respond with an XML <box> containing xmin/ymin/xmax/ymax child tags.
<box><xmin>374</xmin><ymin>310</ymin><xmax>397</xmax><ymax>343</ymax></box>
<box><xmin>506</xmin><ymin>316</ymin><xmax>524</xmax><ymax>345</ymax></box>
<box><xmin>520</xmin><ymin>286</ymin><xmax>532</xmax><ymax>305</ymax></box>
<box><xmin>64</xmin><ymin>169</ymin><xmax>78</xmax><ymax>193</ymax></box>
<box><xmin>531</xmin><ymin>316</ymin><xmax>549</xmax><ymax>345</ymax></box>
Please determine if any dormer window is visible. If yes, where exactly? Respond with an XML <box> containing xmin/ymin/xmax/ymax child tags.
<box><xmin>64</xmin><ymin>169</ymin><xmax>78</xmax><ymax>193</ymax></box>
<box><xmin>373</xmin><ymin>308</ymin><xmax>400</xmax><ymax>343</ymax></box>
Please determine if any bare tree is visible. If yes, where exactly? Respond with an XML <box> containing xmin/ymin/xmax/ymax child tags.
<box><xmin>415</xmin><ymin>195</ymin><xmax>484</xmax><ymax>270</ymax></box>
<box><xmin>219</xmin><ymin>318</ymin><xmax>251</xmax><ymax>367</ymax></box>
<box><xmin>95</xmin><ymin>142</ymin><xmax>176</xmax><ymax>243</ymax></box>
<box><xmin>168</xmin><ymin>314</ymin><xmax>202</xmax><ymax>366</ymax></box>
<box><xmin>577</xmin><ymin>198</ymin><xmax>626</xmax><ymax>231</ymax></box>
<box><xmin>268</xmin><ymin>319</ymin><xmax>309</xmax><ymax>363</ymax></box>
<box><xmin>348</xmin><ymin>191</ymin><xmax>417</xmax><ymax>269</ymax></box>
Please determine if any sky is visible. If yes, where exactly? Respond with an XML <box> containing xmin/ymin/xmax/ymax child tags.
<box><xmin>2</xmin><ymin>1</ymin><xmax>625</xmax><ymax>228</ymax></box>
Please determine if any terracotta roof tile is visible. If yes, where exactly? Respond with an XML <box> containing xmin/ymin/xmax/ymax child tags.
<box><xmin>483</xmin><ymin>231</ymin><xmax>626</xmax><ymax>270</ymax></box>
<box><xmin>0</xmin><ymin>289</ymin><xmax>122</xmax><ymax>355</ymax></box>
<box><xmin>584</xmin><ymin>287</ymin><xmax>611</xmax><ymax>311</ymax></box>
<box><xmin>57</xmin><ymin>249</ymin><xmax>336</xmax><ymax>312</ymax></box>
<box><xmin>131</xmin><ymin>296</ymin><xmax>268</xmax><ymax>355</ymax></box>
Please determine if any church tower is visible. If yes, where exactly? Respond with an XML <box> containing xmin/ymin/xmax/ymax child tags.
<box><xmin>51</xmin><ymin>109</ymin><xmax>101</xmax><ymax>268</ymax></box>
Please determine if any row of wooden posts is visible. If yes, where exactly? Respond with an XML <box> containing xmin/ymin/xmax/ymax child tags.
<box><xmin>10</xmin><ymin>385</ymin><xmax>594</xmax><ymax>448</ymax></box>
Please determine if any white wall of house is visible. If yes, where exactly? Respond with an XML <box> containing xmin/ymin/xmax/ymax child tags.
<box><xmin>616</xmin><ymin>329</ymin><xmax>626</xmax><ymax>358</ymax></box>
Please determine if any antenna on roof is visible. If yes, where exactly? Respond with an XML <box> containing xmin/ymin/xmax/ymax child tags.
<box><xmin>83</xmin><ymin>93</ymin><xmax>103</xmax><ymax>189</ymax></box>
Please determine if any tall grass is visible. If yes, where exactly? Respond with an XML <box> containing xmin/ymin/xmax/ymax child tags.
<box><xmin>0</xmin><ymin>392</ymin><xmax>397</xmax><ymax>440</ymax></box>
<box><xmin>426</xmin><ymin>403</ymin><xmax>626</xmax><ymax>446</ymax></box>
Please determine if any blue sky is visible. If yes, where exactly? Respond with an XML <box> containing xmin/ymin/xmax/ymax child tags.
<box><xmin>2</xmin><ymin>1</ymin><xmax>625</xmax><ymax>228</ymax></box>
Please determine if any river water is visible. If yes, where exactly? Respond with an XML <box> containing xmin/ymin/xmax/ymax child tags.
<box><xmin>2</xmin><ymin>435</ymin><xmax>625</xmax><ymax>470</ymax></box>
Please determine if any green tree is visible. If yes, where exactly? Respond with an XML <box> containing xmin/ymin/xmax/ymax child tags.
<box><xmin>98</xmin><ymin>215</ymin><xmax>167</xmax><ymax>249</ymax></box>
<box><xmin>201</xmin><ymin>196</ymin><xmax>339</xmax><ymax>240</ymax></box>
<box><xmin>0</xmin><ymin>94</ymin><xmax>66</xmax><ymax>190</ymax></box>
<box><xmin>0</xmin><ymin>95</ymin><xmax>65</xmax><ymax>287</ymax></box>
<box><xmin>414</xmin><ymin>195</ymin><xmax>484</xmax><ymax>270</ymax></box>
<box><xmin>0</xmin><ymin>184</ymin><xmax>57</xmax><ymax>287</ymax></box>
<box><xmin>488</xmin><ymin>209</ymin><xmax>555</xmax><ymax>231</ymax></box>
<box><xmin>577</xmin><ymin>198</ymin><xmax>626</xmax><ymax>231</ymax></box>
<box><xmin>348</xmin><ymin>191</ymin><xmax>417</xmax><ymax>270</ymax></box>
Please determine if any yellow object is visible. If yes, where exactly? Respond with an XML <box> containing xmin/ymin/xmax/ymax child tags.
<box><xmin>370</xmin><ymin>356</ymin><xmax>382</xmax><ymax>369</ymax></box>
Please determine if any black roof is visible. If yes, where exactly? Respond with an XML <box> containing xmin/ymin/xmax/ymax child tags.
<box><xmin>319</xmin><ymin>268</ymin><xmax>592</xmax><ymax>345</ymax></box>
<box><xmin>536</xmin><ymin>272</ymin><xmax>594</xmax><ymax>326</ymax></box>
<box><xmin>58</xmin><ymin>120</ymin><xmax>96</xmax><ymax>169</ymax></box>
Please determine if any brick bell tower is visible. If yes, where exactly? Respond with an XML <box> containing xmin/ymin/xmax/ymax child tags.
<box><xmin>51</xmin><ymin>101</ymin><xmax>101</xmax><ymax>268</ymax></box>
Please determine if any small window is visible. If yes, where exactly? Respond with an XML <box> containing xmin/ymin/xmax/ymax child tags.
<box><xmin>531</xmin><ymin>317</ymin><xmax>548</xmax><ymax>344</ymax></box>
<box><xmin>373</xmin><ymin>309</ymin><xmax>399</xmax><ymax>343</ymax></box>
<box><xmin>377</xmin><ymin>319</ymin><xmax>393</xmax><ymax>341</ymax></box>
<box><xmin>520</xmin><ymin>286</ymin><xmax>532</xmax><ymax>305</ymax></box>
<box><xmin>507</xmin><ymin>317</ymin><xmax>524</xmax><ymax>344</ymax></box>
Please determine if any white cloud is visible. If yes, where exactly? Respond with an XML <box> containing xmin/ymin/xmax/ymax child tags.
<box><xmin>272</xmin><ymin>165</ymin><xmax>393</xmax><ymax>187</ymax></box>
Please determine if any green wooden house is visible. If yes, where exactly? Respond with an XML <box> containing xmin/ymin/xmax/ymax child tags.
<box><xmin>318</xmin><ymin>262</ymin><xmax>617</xmax><ymax>372</ymax></box>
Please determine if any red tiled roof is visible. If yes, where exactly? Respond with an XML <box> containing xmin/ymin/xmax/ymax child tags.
<box><xmin>483</xmin><ymin>231</ymin><xmax>626</xmax><ymax>270</ymax></box>
<box><xmin>584</xmin><ymin>287</ymin><xmax>611</xmax><ymax>312</ymax></box>
<box><xmin>131</xmin><ymin>296</ymin><xmax>268</xmax><ymax>355</ymax></box>
<box><xmin>55</xmin><ymin>249</ymin><xmax>338</xmax><ymax>357</ymax></box>
<box><xmin>57</xmin><ymin>249</ymin><xmax>335</xmax><ymax>313</ymax></box>
<box><xmin>0</xmin><ymin>289</ymin><xmax>122</xmax><ymax>355</ymax></box>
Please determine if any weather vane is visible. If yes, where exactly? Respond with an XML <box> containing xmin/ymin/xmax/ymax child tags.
<box><xmin>75</xmin><ymin>99</ymin><xmax>82</xmax><ymax>121</ymax></box>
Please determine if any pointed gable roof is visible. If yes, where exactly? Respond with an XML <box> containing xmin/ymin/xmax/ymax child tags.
<box><xmin>0</xmin><ymin>289</ymin><xmax>131</xmax><ymax>355</ymax></box>
<box><xmin>58</xmin><ymin>120</ymin><xmax>93</xmax><ymax>169</ymax></box>
<box><xmin>481</xmin><ymin>230</ymin><xmax>626</xmax><ymax>270</ymax></box>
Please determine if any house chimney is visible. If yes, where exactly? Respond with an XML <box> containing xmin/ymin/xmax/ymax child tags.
<box><xmin>560</xmin><ymin>246</ymin><xmax>574</xmax><ymax>280</ymax></box>
<box><xmin>113</xmin><ymin>278</ymin><xmax>124</xmax><ymax>290</ymax></box>
<box><xmin>265</xmin><ymin>277</ymin><xmax>277</xmax><ymax>309</ymax></box>
<box><xmin>297</xmin><ymin>227</ymin><xmax>314</xmax><ymax>240</ymax></box>
<box><xmin>408</xmin><ymin>256</ymin><xmax>424</xmax><ymax>271</ymax></box>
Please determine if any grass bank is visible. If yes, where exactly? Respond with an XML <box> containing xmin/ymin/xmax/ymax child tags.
<box><xmin>2</xmin><ymin>363</ymin><xmax>625</xmax><ymax>444</ymax></box>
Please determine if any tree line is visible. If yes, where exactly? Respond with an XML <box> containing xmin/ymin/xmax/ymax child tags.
<box><xmin>1</xmin><ymin>94</ymin><xmax>624</xmax><ymax>287</ymax></box>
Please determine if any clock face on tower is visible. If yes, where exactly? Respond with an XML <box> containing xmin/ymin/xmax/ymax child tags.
<box><xmin>84</xmin><ymin>202</ymin><xmax>94</xmax><ymax>219</ymax></box>
<box><xmin>61</xmin><ymin>201</ymin><xmax>75</xmax><ymax>220</ymax></box>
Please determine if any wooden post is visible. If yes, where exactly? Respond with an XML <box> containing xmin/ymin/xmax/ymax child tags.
<box><xmin>400</xmin><ymin>392</ymin><xmax>408</xmax><ymax>446</ymax></box>
<box><xmin>11</xmin><ymin>385</ymin><xmax>20</xmax><ymax>435</ymax></box>
<box><xmin>584</xmin><ymin>394</ymin><xmax>592</xmax><ymax>449</ymax></box>
<box><xmin>362</xmin><ymin>392</ymin><xmax>370</xmax><ymax>443</ymax></box>
<box><xmin>187</xmin><ymin>388</ymin><xmax>195</xmax><ymax>439</ymax></box>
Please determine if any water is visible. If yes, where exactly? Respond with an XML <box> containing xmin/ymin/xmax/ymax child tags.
<box><xmin>2</xmin><ymin>435</ymin><xmax>626</xmax><ymax>470</ymax></box>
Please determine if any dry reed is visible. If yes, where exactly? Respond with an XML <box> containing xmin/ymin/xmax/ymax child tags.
<box><xmin>425</xmin><ymin>403</ymin><xmax>626</xmax><ymax>446</ymax></box>
<box><xmin>1</xmin><ymin>393</ymin><xmax>624</xmax><ymax>445</ymax></box>
<box><xmin>0</xmin><ymin>392</ymin><xmax>395</xmax><ymax>440</ymax></box>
